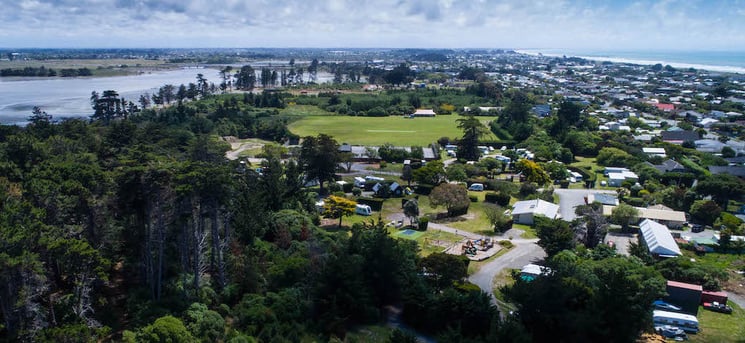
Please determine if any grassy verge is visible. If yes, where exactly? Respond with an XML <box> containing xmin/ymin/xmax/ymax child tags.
<box><xmin>512</xmin><ymin>224</ymin><xmax>538</xmax><ymax>239</ymax></box>
<box><xmin>689</xmin><ymin>301</ymin><xmax>745</xmax><ymax>342</ymax></box>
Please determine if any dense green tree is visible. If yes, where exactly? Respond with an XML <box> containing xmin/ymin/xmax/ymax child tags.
<box><xmin>419</xmin><ymin>253</ymin><xmax>469</xmax><ymax>292</ymax></box>
<box><xmin>597</xmin><ymin>147</ymin><xmax>635</xmax><ymax>167</ymax></box>
<box><xmin>455</xmin><ymin>115</ymin><xmax>487</xmax><ymax>161</ymax></box>
<box><xmin>514</xmin><ymin>159</ymin><xmax>551</xmax><ymax>186</ymax></box>
<box><xmin>412</xmin><ymin>160</ymin><xmax>445</xmax><ymax>185</ymax></box>
<box><xmin>403</xmin><ymin>198</ymin><xmax>420</xmax><ymax>226</ymax></box>
<box><xmin>610</xmin><ymin>203</ymin><xmax>639</xmax><ymax>232</ymax></box>
<box><xmin>535</xmin><ymin>216</ymin><xmax>575</xmax><ymax>257</ymax></box>
<box><xmin>429</xmin><ymin>183</ymin><xmax>470</xmax><ymax>217</ymax></box>
<box><xmin>484</xmin><ymin>204</ymin><xmax>513</xmax><ymax>233</ymax></box>
<box><xmin>299</xmin><ymin>134</ymin><xmax>340</xmax><ymax>195</ymax></box>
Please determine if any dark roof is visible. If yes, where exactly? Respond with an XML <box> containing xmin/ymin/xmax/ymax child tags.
<box><xmin>725</xmin><ymin>156</ymin><xmax>745</xmax><ymax>164</ymax></box>
<box><xmin>645</xmin><ymin>159</ymin><xmax>686</xmax><ymax>173</ymax></box>
<box><xmin>661</xmin><ymin>130</ymin><xmax>699</xmax><ymax>142</ymax></box>
<box><xmin>709</xmin><ymin>166</ymin><xmax>745</xmax><ymax>177</ymax></box>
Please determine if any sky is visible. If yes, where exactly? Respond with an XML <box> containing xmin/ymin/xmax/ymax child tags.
<box><xmin>1</xmin><ymin>0</ymin><xmax>744</xmax><ymax>50</ymax></box>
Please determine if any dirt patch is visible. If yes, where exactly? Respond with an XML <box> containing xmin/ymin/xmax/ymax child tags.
<box><xmin>723</xmin><ymin>270</ymin><xmax>745</xmax><ymax>298</ymax></box>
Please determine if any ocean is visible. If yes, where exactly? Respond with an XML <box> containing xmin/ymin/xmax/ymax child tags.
<box><xmin>517</xmin><ymin>49</ymin><xmax>745</xmax><ymax>74</ymax></box>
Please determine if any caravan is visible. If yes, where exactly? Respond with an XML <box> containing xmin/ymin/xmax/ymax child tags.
<box><xmin>355</xmin><ymin>204</ymin><xmax>372</xmax><ymax>216</ymax></box>
<box><xmin>353</xmin><ymin>177</ymin><xmax>366</xmax><ymax>188</ymax></box>
<box><xmin>653</xmin><ymin>310</ymin><xmax>699</xmax><ymax>333</ymax></box>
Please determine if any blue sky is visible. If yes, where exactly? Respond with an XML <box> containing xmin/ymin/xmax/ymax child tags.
<box><xmin>0</xmin><ymin>0</ymin><xmax>743</xmax><ymax>50</ymax></box>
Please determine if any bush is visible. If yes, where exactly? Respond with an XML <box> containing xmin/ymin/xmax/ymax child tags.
<box><xmin>485</xmin><ymin>192</ymin><xmax>511</xmax><ymax>206</ymax></box>
<box><xmin>469</xmin><ymin>195</ymin><xmax>478</xmax><ymax>203</ymax></box>
<box><xmin>328</xmin><ymin>182</ymin><xmax>342</xmax><ymax>193</ymax></box>
<box><xmin>418</xmin><ymin>217</ymin><xmax>429</xmax><ymax>231</ymax></box>
<box><xmin>352</xmin><ymin>187</ymin><xmax>362</xmax><ymax>196</ymax></box>
<box><xmin>559</xmin><ymin>180</ymin><xmax>570</xmax><ymax>189</ymax></box>
<box><xmin>356</xmin><ymin>197</ymin><xmax>385</xmax><ymax>211</ymax></box>
<box><xmin>379</xmin><ymin>161</ymin><xmax>387</xmax><ymax>169</ymax></box>
<box><xmin>416</xmin><ymin>184</ymin><xmax>434</xmax><ymax>195</ymax></box>
<box><xmin>342</xmin><ymin>182</ymin><xmax>353</xmax><ymax>193</ymax></box>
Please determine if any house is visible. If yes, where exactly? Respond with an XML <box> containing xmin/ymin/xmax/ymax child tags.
<box><xmin>602</xmin><ymin>205</ymin><xmax>687</xmax><ymax>228</ymax></box>
<box><xmin>665</xmin><ymin>280</ymin><xmax>703</xmax><ymax>315</ymax></box>
<box><xmin>640</xmin><ymin>219</ymin><xmax>682</xmax><ymax>257</ymax></box>
<box><xmin>585</xmin><ymin>193</ymin><xmax>619</xmax><ymax>206</ymax></box>
<box><xmin>699</xmin><ymin>118</ymin><xmax>720</xmax><ymax>128</ymax></box>
<box><xmin>411</xmin><ymin>109</ymin><xmax>436</xmax><ymax>117</ymax></box>
<box><xmin>709</xmin><ymin>166</ymin><xmax>745</xmax><ymax>178</ymax></box>
<box><xmin>654</xmin><ymin>103</ymin><xmax>675</xmax><ymax>112</ymax></box>
<box><xmin>645</xmin><ymin>159</ymin><xmax>687</xmax><ymax>174</ymax></box>
<box><xmin>531</xmin><ymin>104</ymin><xmax>551</xmax><ymax>117</ymax></box>
<box><xmin>642</xmin><ymin>147</ymin><xmax>667</xmax><ymax>158</ymax></box>
<box><xmin>637</xmin><ymin>207</ymin><xmax>687</xmax><ymax>228</ymax></box>
<box><xmin>607</xmin><ymin>170</ymin><xmax>639</xmax><ymax>187</ymax></box>
<box><xmin>512</xmin><ymin>199</ymin><xmax>560</xmax><ymax>225</ymax></box>
<box><xmin>661</xmin><ymin>130</ymin><xmax>699</xmax><ymax>144</ymax></box>
<box><xmin>695</xmin><ymin>139</ymin><xmax>725</xmax><ymax>153</ymax></box>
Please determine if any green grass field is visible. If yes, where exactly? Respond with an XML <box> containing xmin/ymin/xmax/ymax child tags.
<box><xmin>690</xmin><ymin>302</ymin><xmax>745</xmax><ymax>342</ymax></box>
<box><xmin>286</xmin><ymin>106</ymin><xmax>497</xmax><ymax>146</ymax></box>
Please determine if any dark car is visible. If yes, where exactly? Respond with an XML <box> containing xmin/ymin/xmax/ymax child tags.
<box><xmin>703</xmin><ymin>302</ymin><xmax>733</xmax><ymax>314</ymax></box>
<box><xmin>691</xmin><ymin>224</ymin><xmax>704</xmax><ymax>233</ymax></box>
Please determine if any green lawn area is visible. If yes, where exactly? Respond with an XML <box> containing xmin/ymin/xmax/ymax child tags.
<box><xmin>512</xmin><ymin>223</ymin><xmax>537</xmax><ymax>239</ymax></box>
<box><xmin>287</xmin><ymin>109</ymin><xmax>497</xmax><ymax>146</ymax></box>
<box><xmin>690</xmin><ymin>302</ymin><xmax>745</xmax><ymax>342</ymax></box>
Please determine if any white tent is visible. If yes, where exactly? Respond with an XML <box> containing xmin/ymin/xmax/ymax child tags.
<box><xmin>640</xmin><ymin>219</ymin><xmax>681</xmax><ymax>257</ymax></box>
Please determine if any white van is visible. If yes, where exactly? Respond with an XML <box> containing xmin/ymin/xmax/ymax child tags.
<box><xmin>653</xmin><ymin>310</ymin><xmax>699</xmax><ymax>333</ymax></box>
<box><xmin>468</xmin><ymin>183</ymin><xmax>485</xmax><ymax>191</ymax></box>
<box><xmin>355</xmin><ymin>204</ymin><xmax>372</xmax><ymax>216</ymax></box>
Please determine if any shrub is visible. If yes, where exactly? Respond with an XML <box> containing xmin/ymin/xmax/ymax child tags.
<box><xmin>356</xmin><ymin>197</ymin><xmax>385</xmax><ymax>211</ymax></box>
<box><xmin>342</xmin><ymin>182</ymin><xmax>353</xmax><ymax>193</ymax></box>
<box><xmin>352</xmin><ymin>187</ymin><xmax>362</xmax><ymax>196</ymax></box>
<box><xmin>416</xmin><ymin>184</ymin><xmax>434</xmax><ymax>195</ymax></box>
<box><xmin>469</xmin><ymin>195</ymin><xmax>478</xmax><ymax>203</ymax></box>
<box><xmin>379</xmin><ymin>161</ymin><xmax>387</xmax><ymax>169</ymax></box>
<box><xmin>418</xmin><ymin>217</ymin><xmax>429</xmax><ymax>231</ymax></box>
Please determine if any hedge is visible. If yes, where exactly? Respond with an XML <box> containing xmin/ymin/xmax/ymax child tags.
<box><xmin>356</xmin><ymin>197</ymin><xmax>385</xmax><ymax>211</ymax></box>
<box><xmin>485</xmin><ymin>192</ymin><xmax>511</xmax><ymax>206</ymax></box>
<box><xmin>469</xmin><ymin>195</ymin><xmax>478</xmax><ymax>203</ymax></box>
<box><xmin>416</xmin><ymin>184</ymin><xmax>434</xmax><ymax>195</ymax></box>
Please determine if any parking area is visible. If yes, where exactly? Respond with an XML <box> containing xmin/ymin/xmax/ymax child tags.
<box><xmin>604</xmin><ymin>232</ymin><xmax>637</xmax><ymax>256</ymax></box>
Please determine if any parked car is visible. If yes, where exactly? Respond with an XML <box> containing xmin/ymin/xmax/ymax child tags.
<box><xmin>691</xmin><ymin>224</ymin><xmax>704</xmax><ymax>233</ymax></box>
<box><xmin>653</xmin><ymin>300</ymin><xmax>682</xmax><ymax>312</ymax></box>
<box><xmin>655</xmin><ymin>325</ymin><xmax>688</xmax><ymax>340</ymax></box>
<box><xmin>703</xmin><ymin>301</ymin><xmax>733</xmax><ymax>314</ymax></box>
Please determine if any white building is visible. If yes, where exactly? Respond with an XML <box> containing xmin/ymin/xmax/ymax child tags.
<box><xmin>512</xmin><ymin>199</ymin><xmax>560</xmax><ymax>225</ymax></box>
<box><xmin>640</xmin><ymin>219</ymin><xmax>682</xmax><ymax>257</ymax></box>
<box><xmin>607</xmin><ymin>171</ymin><xmax>639</xmax><ymax>187</ymax></box>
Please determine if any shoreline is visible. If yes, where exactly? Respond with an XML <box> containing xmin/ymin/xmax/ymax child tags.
<box><xmin>516</xmin><ymin>49</ymin><xmax>745</xmax><ymax>74</ymax></box>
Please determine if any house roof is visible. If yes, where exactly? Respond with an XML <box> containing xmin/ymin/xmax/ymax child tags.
<box><xmin>655</xmin><ymin>103</ymin><xmax>675</xmax><ymax>111</ymax></box>
<box><xmin>602</xmin><ymin>205</ymin><xmax>686</xmax><ymax>223</ymax></box>
<box><xmin>413</xmin><ymin>109</ymin><xmax>436</xmax><ymax>116</ymax></box>
<box><xmin>587</xmin><ymin>193</ymin><xmax>619</xmax><ymax>206</ymax></box>
<box><xmin>643</xmin><ymin>147</ymin><xmax>667</xmax><ymax>154</ymax></box>
<box><xmin>661</xmin><ymin>130</ymin><xmax>699</xmax><ymax>142</ymax></box>
<box><xmin>645</xmin><ymin>159</ymin><xmax>686</xmax><ymax>173</ymax></box>
<box><xmin>512</xmin><ymin>199</ymin><xmax>560</xmax><ymax>219</ymax></box>
<box><xmin>709</xmin><ymin>166</ymin><xmax>745</xmax><ymax>177</ymax></box>
<box><xmin>667</xmin><ymin>280</ymin><xmax>703</xmax><ymax>292</ymax></box>
<box><xmin>640</xmin><ymin>219</ymin><xmax>682</xmax><ymax>256</ymax></box>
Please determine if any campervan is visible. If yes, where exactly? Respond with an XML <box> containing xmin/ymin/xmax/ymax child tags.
<box><xmin>355</xmin><ymin>204</ymin><xmax>372</xmax><ymax>216</ymax></box>
<box><xmin>468</xmin><ymin>183</ymin><xmax>485</xmax><ymax>191</ymax></box>
<box><xmin>353</xmin><ymin>177</ymin><xmax>366</xmax><ymax>188</ymax></box>
<box><xmin>653</xmin><ymin>310</ymin><xmax>699</xmax><ymax>333</ymax></box>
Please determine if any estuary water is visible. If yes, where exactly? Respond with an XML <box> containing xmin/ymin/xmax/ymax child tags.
<box><xmin>0</xmin><ymin>68</ymin><xmax>221</xmax><ymax>124</ymax></box>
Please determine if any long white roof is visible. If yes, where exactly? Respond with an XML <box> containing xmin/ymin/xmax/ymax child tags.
<box><xmin>512</xmin><ymin>199</ymin><xmax>560</xmax><ymax>219</ymax></box>
<box><xmin>640</xmin><ymin>219</ymin><xmax>681</xmax><ymax>256</ymax></box>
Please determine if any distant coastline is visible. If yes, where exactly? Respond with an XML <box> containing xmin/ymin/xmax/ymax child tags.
<box><xmin>516</xmin><ymin>49</ymin><xmax>745</xmax><ymax>74</ymax></box>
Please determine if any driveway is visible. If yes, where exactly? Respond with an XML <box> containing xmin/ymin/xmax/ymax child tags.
<box><xmin>468</xmin><ymin>232</ymin><xmax>545</xmax><ymax>304</ymax></box>
<box><xmin>554</xmin><ymin>189</ymin><xmax>616</xmax><ymax>222</ymax></box>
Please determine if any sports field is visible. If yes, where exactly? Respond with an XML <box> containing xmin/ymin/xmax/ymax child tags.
<box><xmin>287</xmin><ymin>110</ymin><xmax>497</xmax><ymax>146</ymax></box>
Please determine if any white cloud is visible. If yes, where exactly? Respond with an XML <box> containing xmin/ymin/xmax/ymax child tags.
<box><xmin>0</xmin><ymin>0</ymin><xmax>743</xmax><ymax>49</ymax></box>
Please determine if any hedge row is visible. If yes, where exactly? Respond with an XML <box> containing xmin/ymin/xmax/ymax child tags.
<box><xmin>356</xmin><ymin>197</ymin><xmax>385</xmax><ymax>211</ymax></box>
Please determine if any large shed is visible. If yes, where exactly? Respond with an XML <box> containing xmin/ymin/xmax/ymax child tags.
<box><xmin>640</xmin><ymin>219</ymin><xmax>681</xmax><ymax>257</ymax></box>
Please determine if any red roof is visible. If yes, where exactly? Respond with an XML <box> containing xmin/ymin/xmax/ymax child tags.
<box><xmin>702</xmin><ymin>290</ymin><xmax>728</xmax><ymax>297</ymax></box>
<box><xmin>667</xmin><ymin>280</ymin><xmax>703</xmax><ymax>291</ymax></box>
<box><xmin>655</xmin><ymin>103</ymin><xmax>675</xmax><ymax>111</ymax></box>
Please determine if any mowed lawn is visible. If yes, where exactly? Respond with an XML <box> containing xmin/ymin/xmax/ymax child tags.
<box><xmin>288</xmin><ymin>111</ymin><xmax>496</xmax><ymax>146</ymax></box>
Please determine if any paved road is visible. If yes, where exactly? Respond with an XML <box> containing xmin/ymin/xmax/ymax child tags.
<box><xmin>468</xmin><ymin>233</ymin><xmax>544</xmax><ymax>304</ymax></box>
<box><xmin>554</xmin><ymin>189</ymin><xmax>616</xmax><ymax>221</ymax></box>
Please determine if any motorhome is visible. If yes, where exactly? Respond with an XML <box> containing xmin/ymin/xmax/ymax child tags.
<box><xmin>355</xmin><ymin>204</ymin><xmax>372</xmax><ymax>216</ymax></box>
<box><xmin>653</xmin><ymin>310</ymin><xmax>699</xmax><ymax>333</ymax></box>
